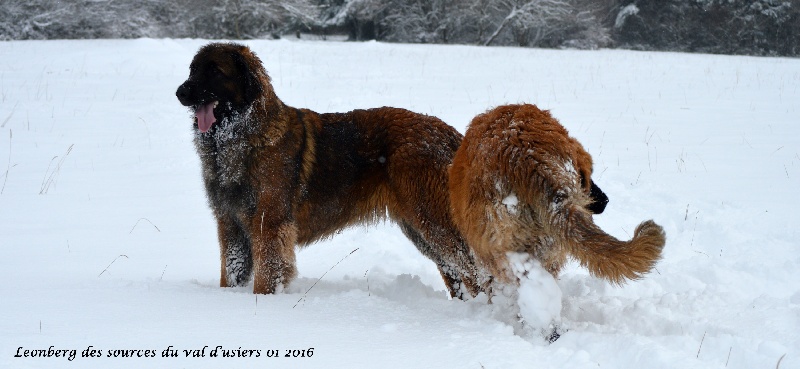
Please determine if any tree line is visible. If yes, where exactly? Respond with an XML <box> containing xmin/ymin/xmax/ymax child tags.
<box><xmin>1</xmin><ymin>0</ymin><xmax>798</xmax><ymax>56</ymax></box>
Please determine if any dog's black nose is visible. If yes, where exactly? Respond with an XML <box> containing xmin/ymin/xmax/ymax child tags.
<box><xmin>176</xmin><ymin>83</ymin><xmax>192</xmax><ymax>106</ymax></box>
<box><xmin>588</xmin><ymin>180</ymin><xmax>609</xmax><ymax>214</ymax></box>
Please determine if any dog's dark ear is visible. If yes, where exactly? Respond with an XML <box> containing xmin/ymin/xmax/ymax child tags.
<box><xmin>587</xmin><ymin>180</ymin><xmax>609</xmax><ymax>214</ymax></box>
<box><xmin>232</xmin><ymin>50</ymin><xmax>262</xmax><ymax>104</ymax></box>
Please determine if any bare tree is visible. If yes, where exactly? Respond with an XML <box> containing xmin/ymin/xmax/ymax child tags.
<box><xmin>318</xmin><ymin>0</ymin><xmax>390</xmax><ymax>40</ymax></box>
<box><xmin>613</xmin><ymin>0</ymin><xmax>798</xmax><ymax>56</ymax></box>
<box><xmin>197</xmin><ymin>0</ymin><xmax>318</xmax><ymax>39</ymax></box>
<box><xmin>2</xmin><ymin>0</ymin><xmax>796</xmax><ymax>55</ymax></box>
<box><xmin>0</xmin><ymin>0</ymin><xmax>318</xmax><ymax>40</ymax></box>
<box><xmin>380</xmin><ymin>0</ymin><xmax>462</xmax><ymax>43</ymax></box>
<box><xmin>0</xmin><ymin>0</ymin><xmax>181</xmax><ymax>40</ymax></box>
<box><xmin>482</xmin><ymin>0</ymin><xmax>572</xmax><ymax>46</ymax></box>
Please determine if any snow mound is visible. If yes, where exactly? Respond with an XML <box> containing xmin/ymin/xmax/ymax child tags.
<box><xmin>508</xmin><ymin>252</ymin><xmax>563</xmax><ymax>342</ymax></box>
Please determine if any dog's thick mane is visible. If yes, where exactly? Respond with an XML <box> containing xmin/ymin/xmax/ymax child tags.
<box><xmin>194</xmin><ymin>103</ymin><xmax>257</xmax><ymax>185</ymax></box>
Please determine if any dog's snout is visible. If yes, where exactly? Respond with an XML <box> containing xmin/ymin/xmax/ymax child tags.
<box><xmin>176</xmin><ymin>82</ymin><xmax>193</xmax><ymax>106</ymax></box>
<box><xmin>588</xmin><ymin>180</ymin><xmax>609</xmax><ymax>214</ymax></box>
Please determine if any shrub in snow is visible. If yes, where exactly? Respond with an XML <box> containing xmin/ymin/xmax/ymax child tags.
<box><xmin>614</xmin><ymin>0</ymin><xmax>800</xmax><ymax>56</ymax></box>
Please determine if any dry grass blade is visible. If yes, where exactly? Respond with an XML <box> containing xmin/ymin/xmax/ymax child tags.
<box><xmin>776</xmin><ymin>353</ymin><xmax>786</xmax><ymax>369</ymax></box>
<box><xmin>1</xmin><ymin>102</ymin><xmax>16</xmax><ymax>128</ymax></box>
<box><xmin>129</xmin><ymin>218</ymin><xmax>162</xmax><ymax>233</ymax></box>
<box><xmin>1</xmin><ymin>130</ymin><xmax>13</xmax><ymax>195</ymax></box>
<box><xmin>696</xmin><ymin>331</ymin><xmax>706</xmax><ymax>358</ymax></box>
<box><xmin>39</xmin><ymin>144</ymin><xmax>74</xmax><ymax>195</ymax></box>
<box><xmin>98</xmin><ymin>255</ymin><xmax>129</xmax><ymax>277</ymax></box>
<box><xmin>293</xmin><ymin>248</ymin><xmax>359</xmax><ymax>308</ymax></box>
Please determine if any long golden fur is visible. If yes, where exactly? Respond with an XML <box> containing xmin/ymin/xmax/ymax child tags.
<box><xmin>176</xmin><ymin>43</ymin><xmax>486</xmax><ymax>297</ymax></box>
<box><xmin>449</xmin><ymin>104</ymin><xmax>665</xmax><ymax>285</ymax></box>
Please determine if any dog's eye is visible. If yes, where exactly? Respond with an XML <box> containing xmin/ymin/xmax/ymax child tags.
<box><xmin>209</xmin><ymin>66</ymin><xmax>225</xmax><ymax>77</ymax></box>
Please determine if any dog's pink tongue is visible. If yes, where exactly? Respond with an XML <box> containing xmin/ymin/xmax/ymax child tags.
<box><xmin>196</xmin><ymin>102</ymin><xmax>217</xmax><ymax>133</ymax></box>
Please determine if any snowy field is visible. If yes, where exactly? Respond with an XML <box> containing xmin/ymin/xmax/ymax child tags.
<box><xmin>0</xmin><ymin>39</ymin><xmax>798</xmax><ymax>368</ymax></box>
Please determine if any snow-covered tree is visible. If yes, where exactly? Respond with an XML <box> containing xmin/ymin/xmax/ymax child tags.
<box><xmin>0</xmin><ymin>0</ymin><xmax>183</xmax><ymax>40</ymax></box>
<box><xmin>614</xmin><ymin>0</ymin><xmax>799</xmax><ymax>56</ymax></box>
<box><xmin>316</xmin><ymin>0</ymin><xmax>389</xmax><ymax>40</ymax></box>
<box><xmin>0</xmin><ymin>0</ymin><xmax>318</xmax><ymax>40</ymax></box>
<box><xmin>481</xmin><ymin>0</ymin><xmax>571</xmax><ymax>46</ymax></box>
<box><xmin>191</xmin><ymin>0</ymin><xmax>317</xmax><ymax>39</ymax></box>
<box><xmin>0</xmin><ymin>0</ymin><xmax>796</xmax><ymax>55</ymax></box>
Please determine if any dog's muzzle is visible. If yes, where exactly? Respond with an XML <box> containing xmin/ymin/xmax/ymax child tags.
<box><xmin>588</xmin><ymin>181</ymin><xmax>609</xmax><ymax>214</ymax></box>
<box><xmin>176</xmin><ymin>82</ymin><xmax>195</xmax><ymax>107</ymax></box>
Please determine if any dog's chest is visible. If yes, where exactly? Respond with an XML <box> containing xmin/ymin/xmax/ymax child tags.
<box><xmin>196</xmin><ymin>113</ymin><xmax>262</xmax><ymax>179</ymax></box>
<box><xmin>194</xmin><ymin>123</ymin><xmax>258</xmax><ymax>213</ymax></box>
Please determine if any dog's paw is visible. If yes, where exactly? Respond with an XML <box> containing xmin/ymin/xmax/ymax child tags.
<box><xmin>545</xmin><ymin>325</ymin><xmax>564</xmax><ymax>344</ymax></box>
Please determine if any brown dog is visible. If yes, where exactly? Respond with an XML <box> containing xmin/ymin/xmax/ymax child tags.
<box><xmin>449</xmin><ymin>104</ymin><xmax>665</xmax><ymax>285</ymax></box>
<box><xmin>176</xmin><ymin>42</ymin><xmax>487</xmax><ymax>297</ymax></box>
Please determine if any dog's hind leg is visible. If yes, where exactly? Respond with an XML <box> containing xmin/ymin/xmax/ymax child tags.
<box><xmin>216</xmin><ymin>216</ymin><xmax>253</xmax><ymax>287</ymax></box>
<box><xmin>398</xmin><ymin>222</ymin><xmax>483</xmax><ymax>299</ymax></box>
<box><xmin>398</xmin><ymin>222</ymin><xmax>462</xmax><ymax>298</ymax></box>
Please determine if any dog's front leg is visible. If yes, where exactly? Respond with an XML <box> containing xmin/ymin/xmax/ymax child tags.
<box><xmin>216</xmin><ymin>216</ymin><xmax>253</xmax><ymax>287</ymax></box>
<box><xmin>249</xmin><ymin>214</ymin><xmax>298</xmax><ymax>295</ymax></box>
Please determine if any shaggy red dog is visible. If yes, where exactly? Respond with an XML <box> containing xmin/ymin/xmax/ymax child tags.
<box><xmin>176</xmin><ymin>43</ymin><xmax>486</xmax><ymax>297</ymax></box>
<box><xmin>449</xmin><ymin>104</ymin><xmax>665</xmax><ymax>285</ymax></box>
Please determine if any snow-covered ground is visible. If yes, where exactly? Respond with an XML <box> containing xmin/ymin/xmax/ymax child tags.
<box><xmin>1</xmin><ymin>39</ymin><xmax>798</xmax><ymax>368</ymax></box>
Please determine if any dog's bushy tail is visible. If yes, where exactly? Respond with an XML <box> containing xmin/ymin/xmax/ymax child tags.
<box><xmin>564</xmin><ymin>210</ymin><xmax>666</xmax><ymax>284</ymax></box>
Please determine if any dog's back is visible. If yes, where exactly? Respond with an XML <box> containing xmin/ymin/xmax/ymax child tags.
<box><xmin>450</xmin><ymin>104</ymin><xmax>665</xmax><ymax>284</ymax></box>
<box><xmin>294</xmin><ymin>107</ymin><xmax>462</xmax><ymax>244</ymax></box>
